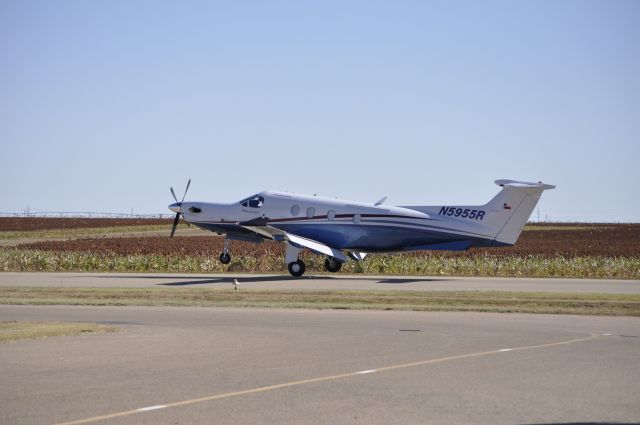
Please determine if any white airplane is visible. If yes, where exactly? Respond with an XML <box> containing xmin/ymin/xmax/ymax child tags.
<box><xmin>169</xmin><ymin>179</ymin><xmax>555</xmax><ymax>277</ymax></box>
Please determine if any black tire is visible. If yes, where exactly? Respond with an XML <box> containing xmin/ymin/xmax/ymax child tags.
<box><xmin>219</xmin><ymin>252</ymin><xmax>231</xmax><ymax>264</ymax></box>
<box><xmin>287</xmin><ymin>260</ymin><xmax>306</xmax><ymax>277</ymax></box>
<box><xmin>324</xmin><ymin>258</ymin><xmax>342</xmax><ymax>273</ymax></box>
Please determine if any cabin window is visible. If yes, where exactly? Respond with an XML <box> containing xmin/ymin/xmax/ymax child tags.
<box><xmin>291</xmin><ymin>205</ymin><xmax>300</xmax><ymax>216</ymax></box>
<box><xmin>353</xmin><ymin>213</ymin><xmax>361</xmax><ymax>224</ymax></box>
<box><xmin>306</xmin><ymin>207</ymin><xmax>315</xmax><ymax>218</ymax></box>
<box><xmin>189</xmin><ymin>206</ymin><xmax>202</xmax><ymax>213</ymax></box>
<box><xmin>327</xmin><ymin>210</ymin><xmax>336</xmax><ymax>220</ymax></box>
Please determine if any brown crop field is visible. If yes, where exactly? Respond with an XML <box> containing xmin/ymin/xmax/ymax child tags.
<box><xmin>1</xmin><ymin>223</ymin><xmax>639</xmax><ymax>278</ymax></box>
<box><xmin>0</xmin><ymin>217</ymin><xmax>171</xmax><ymax>231</ymax></box>
<box><xmin>13</xmin><ymin>224</ymin><xmax>640</xmax><ymax>258</ymax></box>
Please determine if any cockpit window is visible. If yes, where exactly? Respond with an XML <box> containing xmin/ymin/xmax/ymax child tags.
<box><xmin>240</xmin><ymin>195</ymin><xmax>264</xmax><ymax>208</ymax></box>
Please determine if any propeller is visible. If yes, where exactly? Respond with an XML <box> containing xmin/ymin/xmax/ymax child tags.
<box><xmin>169</xmin><ymin>179</ymin><xmax>191</xmax><ymax>238</ymax></box>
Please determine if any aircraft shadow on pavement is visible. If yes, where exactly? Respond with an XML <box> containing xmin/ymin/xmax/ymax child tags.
<box><xmin>375</xmin><ymin>278</ymin><xmax>439</xmax><ymax>284</ymax></box>
<box><xmin>155</xmin><ymin>276</ymin><xmax>444</xmax><ymax>286</ymax></box>
<box><xmin>97</xmin><ymin>275</ymin><xmax>295</xmax><ymax>286</ymax></box>
<box><xmin>158</xmin><ymin>276</ymin><xmax>298</xmax><ymax>286</ymax></box>
<box><xmin>97</xmin><ymin>274</ymin><xmax>445</xmax><ymax>286</ymax></box>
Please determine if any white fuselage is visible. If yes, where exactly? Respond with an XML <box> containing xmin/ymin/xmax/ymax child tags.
<box><xmin>173</xmin><ymin>190</ymin><xmax>495</xmax><ymax>252</ymax></box>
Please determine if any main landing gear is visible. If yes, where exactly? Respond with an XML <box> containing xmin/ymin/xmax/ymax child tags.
<box><xmin>219</xmin><ymin>238</ymin><xmax>231</xmax><ymax>264</ymax></box>
<box><xmin>324</xmin><ymin>257</ymin><xmax>342</xmax><ymax>273</ymax></box>
<box><xmin>285</xmin><ymin>242</ymin><xmax>306</xmax><ymax>277</ymax></box>
<box><xmin>284</xmin><ymin>242</ymin><xmax>345</xmax><ymax>277</ymax></box>
<box><xmin>287</xmin><ymin>257</ymin><xmax>342</xmax><ymax>277</ymax></box>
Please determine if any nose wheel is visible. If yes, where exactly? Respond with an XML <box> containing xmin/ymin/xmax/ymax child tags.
<box><xmin>287</xmin><ymin>259</ymin><xmax>306</xmax><ymax>277</ymax></box>
<box><xmin>219</xmin><ymin>238</ymin><xmax>231</xmax><ymax>264</ymax></box>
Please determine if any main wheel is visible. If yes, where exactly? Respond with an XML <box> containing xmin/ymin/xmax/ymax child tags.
<box><xmin>287</xmin><ymin>259</ymin><xmax>306</xmax><ymax>277</ymax></box>
<box><xmin>324</xmin><ymin>257</ymin><xmax>342</xmax><ymax>273</ymax></box>
<box><xmin>219</xmin><ymin>252</ymin><xmax>231</xmax><ymax>264</ymax></box>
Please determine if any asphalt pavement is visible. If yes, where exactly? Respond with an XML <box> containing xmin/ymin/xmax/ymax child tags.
<box><xmin>1</xmin><ymin>305</ymin><xmax>639</xmax><ymax>425</ymax></box>
<box><xmin>1</xmin><ymin>272</ymin><xmax>639</xmax><ymax>293</ymax></box>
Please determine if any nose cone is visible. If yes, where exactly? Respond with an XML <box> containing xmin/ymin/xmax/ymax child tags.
<box><xmin>168</xmin><ymin>202</ymin><xmax>181</xmax><ymax>213</ymax></box>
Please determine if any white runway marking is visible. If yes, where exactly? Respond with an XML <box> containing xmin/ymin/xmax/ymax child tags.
<box><xmin>499</xmin><ymin>348</ymin><xmax>513</xmax><ymax>352</ymax></box>
<box><xmin>135</xmin><ymin>405</ymin><xmax>166</xmax><ymax>412</ymax></box>
<box><xmin>602</xmin><ymin>333</ymin><xmax>613</xmax><ymax>336</ymax></box>
<box><xmin>55</xmin><ymin>333</ymin><xmax>598</xmax><ymax>425</ymax></box>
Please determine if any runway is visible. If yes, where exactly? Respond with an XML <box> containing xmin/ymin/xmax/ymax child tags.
<box><xmin>1</xmin><ymin>272</ymin><xmax>640</xmax><ymax>293</ymax></box>
<box><xmin>1</xmin><ymin>305</ymin><xmax>639</xmax><ymax>425</ymax></box>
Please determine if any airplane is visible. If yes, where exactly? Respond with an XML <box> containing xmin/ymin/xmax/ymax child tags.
<box><xmin>168</xmin><ymin>179</ymin><xmax>555</xmax><ymax>277</ymax></box>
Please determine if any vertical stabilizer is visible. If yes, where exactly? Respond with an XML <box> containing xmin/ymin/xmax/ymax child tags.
<box><xmin>485</xmin><ymin>180</ymin><xmax>555</xmax><ymax>245</ymax></box>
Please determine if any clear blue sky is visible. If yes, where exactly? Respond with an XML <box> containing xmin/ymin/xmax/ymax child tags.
<box><xmin>1</xmin><ymin>0</ymin><xmax>638</xmax><ymax>221</ymax></box>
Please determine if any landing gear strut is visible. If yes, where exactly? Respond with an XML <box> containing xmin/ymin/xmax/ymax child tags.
<box><xmin>288</xmin><ymin>259</ymin><xmax>306</xmax><ymax>277</ymax></box>
<box><xmin>219</xmin><ymin>238</ymin><xmax>231</xmax><ymax>264</ymax></box>
<box><xmin>285</xmin><ymin>242</ymin><xmax>306</xmax><ymax>277</ymax></box>
<box><xmin>324</xmin><ymin>257</ymin><xmax>342</xmax><ymax>273</ymax></box>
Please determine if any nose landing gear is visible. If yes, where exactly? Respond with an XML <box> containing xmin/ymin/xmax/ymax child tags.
<box><xmin>219</xmin><ymin>238</ymin><xmax>231</xmax><ymax>264</ymax></box>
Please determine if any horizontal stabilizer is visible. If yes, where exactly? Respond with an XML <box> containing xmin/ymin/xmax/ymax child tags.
<box><xmin>495</xmin><ymin>179</ymin><xmax>556</xmax><ymax>190</ymax></box>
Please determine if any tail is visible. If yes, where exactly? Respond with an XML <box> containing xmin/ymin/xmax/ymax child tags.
<box><xmin>483</xmin><ymin>179</ymin><xmax>555</xmax><ymax>245</ymax></box>
<box><xmin>402</xmin><ymin>179</ymin><xmax>555</xmax><ymax>247</ymax></box>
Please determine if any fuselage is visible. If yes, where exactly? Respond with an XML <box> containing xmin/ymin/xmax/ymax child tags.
<box><xmin>172</xmin><ymin>190</ymin><xmax>499</xmax><ymax>252</ymax></box>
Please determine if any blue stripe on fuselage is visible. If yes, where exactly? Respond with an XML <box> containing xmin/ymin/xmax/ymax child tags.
<box><xmin>192</xmin><ymin>221</ymin><xmax>499</xmax><ymax>252</ymax></box>
<box><xmin>270</xmin><ymin>223</ymin><xmax>490</xmax><ymax>252</ymax></box>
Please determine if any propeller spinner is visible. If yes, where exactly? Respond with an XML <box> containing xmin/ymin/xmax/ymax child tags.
<box><xmin>169</xmin><ymin>179</ymin><xmax>191</xmax><ymax>238</ymax></box>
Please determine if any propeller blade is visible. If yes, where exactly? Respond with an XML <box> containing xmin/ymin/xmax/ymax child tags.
<box><xmin>170</xmin><ymin>179</ymin><xmax>191</xmax><ymax>238</ymax></box>
<box><xmin>170</xmin><ymin>187</ymin><xmax>178</xmax><ymax>203</ymax></box>
<box><xmin>181</xmin><ymin>179</ymin><xmax>191</xmax><ymax>203</ymax></box>
<box><xmin>170</xmin><ymin>212</ymin><xmax>180</xmax><ymax>238</ymax></box>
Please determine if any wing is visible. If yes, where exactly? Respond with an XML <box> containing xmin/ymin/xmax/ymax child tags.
<box><xmin>240</xmin><ymin>223</ymin><xmax>348</xmax><ymax>262</ymax></box>
<box><xmin>286</xmin><ymin>232</ymin><xmax>348</xmax><ymax>262</ymax></box>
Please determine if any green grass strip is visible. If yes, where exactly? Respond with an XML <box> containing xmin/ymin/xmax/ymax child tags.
<box><xmin>1</xmin><ymin>287</ymin><xmax>639</xmax><ymax>316</ymax></box>
<box><xmin>0</xmin><ymin>321</ymin><xmax>116</xmax><ymax>343</ymax></box>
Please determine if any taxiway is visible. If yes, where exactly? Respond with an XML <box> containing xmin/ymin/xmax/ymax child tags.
<box><xmin>1</xmin><ymin>272</ymin><xmax>639</xmax><ymax>293</ymax></box>
<box><xmin>1</xmin><ymin>305</ymin><xmax>639</xmax><ymax>424</ymax></box>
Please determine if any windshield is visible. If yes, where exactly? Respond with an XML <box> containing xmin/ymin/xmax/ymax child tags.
<box><xmin>240</xmin><ymin>195</ymin><xmax>264</xmax><ymax>208</ymax></box>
